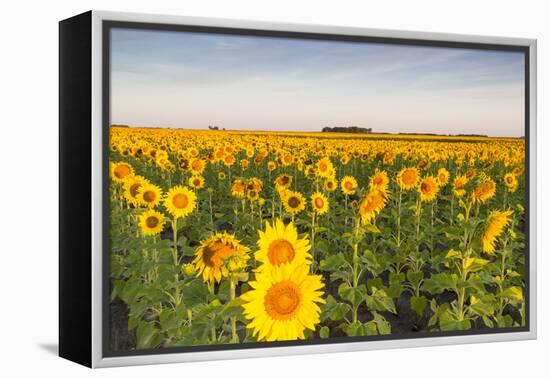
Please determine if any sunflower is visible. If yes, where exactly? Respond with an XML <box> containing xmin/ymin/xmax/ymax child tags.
<box><xmin>437</xmin><ymin>168</ymin><xmax>450</xmax><ymax>186</ymax></box>
<box><xmin>310</xmin><ymin>192</ymin><xmax>329</xmax><ymax>215</ymax></box>
<box><xmin>504</xmin><ymin>172</ymin><xmax>518</xmax><ymax>193</ymax></box>
<box><xmin>396</xmin><ymin>167</ymin><xmax>419</xmax><ymax>190</ymax></box>
<box><xmin>369</xmin><ymin>169</ymin><xmax>389</xmax><ymax>197</ymax></box>
<box><xmin>231</xmin><ymin>179</ymin><xmax>247</xmax><ymax>198</ymax></box>
<box><xmin>139</xmin><ymin>209</ymin><xmax>165</xmax><ymax>236</ymax></box>
<box><xmin>111</xmin><ymin>162</ymin><xmax>133</xmax><ymax>182</ymax></box>
<box><xmin>193</xmin><ymin>232</ymin><xmax>250</xmax><ymax>283</ymax></box>
<box><xmin>137</xmin><ymin>183</ymin><xmax>162</xmax><ymax>207</ymax></box>
<box><xmin>316</xmin><ymin>157</ymin><xmax>334</xmax><ymax>178</ymax></box>
<box><xmin>482</xmin><ymin>210</ymin><xmax>513</xmax><ymax>254</ymax></box>
<box><xmin>472</xmin><ymin>178</ymin><xmax>496</xmax><ymax>204</ymax></box>
<box><xmin>164</xmin><ymin>185</ymin><xmax>196</xmax><ymax>218</ymax></box>
<box><xmin>189</xmin><ymin>158</ymin><xmax>206</xmax><ymax>174</ymax></box>
<box><xmin>256</xmin><ymin>218</ymin><xmax>311</xmax><ymax>271</ymax></box>
<box><xmin>123</xmin><ymin>175</ymin><xmax>148</xmax><ymax>205</ymax></box>
<box><xmin>283</xmin><ymin>191</ymin><xmax>306</xmax><ymax>215</ymax></box>
<box><xmin>341</xmin><ymin>176</ymin><xmax>358</xmax><ymax>195</ymax></box>
<box><xmin>267</xmin><ymin>161</ymin><xmax>277</xmax><ymax>171</ymax></box>
<box><xmin>359</xmin><ymin>189</ymin><xmax>387</xmax><ymax>225</ymax></box>
<box><xmin>275</xmin><ymin>174</ymin><xmax>292</xmax><ymax>189</ymax></box>
<box><xmin>324</xmin><ymin>178</ymin><xmax>337</xmax><ymax>192</ymax></box>
<box><xmin>223</xmin><ymin>154</ymin><xmax>236</xmax><ymax>167</ymax></box>
<box><xmin>247</xmin><ymin>189</ymin><xmax>260</xmax><ymax>201</ymax></box>
<box><xmin>188</xmin><ymin>175</ymin><xmax>205</xmax><ymax>189</ymax></box>
<box><xmin>247</xmin><ymin>177</ymin><xmax>263</xmax><ymax>192</ymax></box>
<box><xmin>418</xmin><ymin>176</ymin><xmax>439</xmax><ymax>202</ymax></box>
<box><xmin>241</xmin><ymin>263</ymin><xmax>325</xmax><ymax>341</ymax></box>
<box><xmin>452</xmin><ymin>174</ymin><xmax>468</xmax><ymax>197</ymax></box>
<box><xmin>218</xmin><ymin>171</ymin><xmax>226</xmax><ymax>181</ymax></box>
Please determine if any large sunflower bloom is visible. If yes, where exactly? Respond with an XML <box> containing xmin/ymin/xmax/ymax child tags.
<box><xmin>282</xmin><ymin>190</ymin><xmax>306</xmax><ymax>215</ymax></box>
<box><xmin>137</xmin><ymin>183</ymin><xmax>163</xmax><ymax>208</ymax></box>
<box><xmin>111</xmin><ymin>162</ymin><xmax>133</xmax><ymax>183</ymax></box>
<box><xmin>504</xmin><ymin>172</ymin><xmax>518</xmax><ymax>193</ymax></box>
<box><xmin>316</xmin><ymin>157</ymin><xmax>334</xmax><ymax>178</ymax></box>
<box><xmin>341</xmin><ymin>176</ymin><xmax>358</xmax><ymax>195</ymax></box>
<box><xmin>256</xmin><ymin>219</ymin><xmax>311</xmax><ymax>271</ymax></box>
<box><xmin>231</xmin><ymin>179</ymin><xmax>247</xmax><ymax>198</ymax></box>
<box><xmin>369</xmin><ymin>169</ymin><xmax>390</xmax><ymax>197</ymax></box>
<box><xmin>472</xmin><ymin>178</ymin><xmax>496</xmax><ymax>204</ymax></box>
<box><xmin>311</xmin><ymin>192</ymin><xmax>329</xmax><ymax>215</ymax></box>
<box><xmin>482</xmin><ymin>210</ymin><xmax>513</xmax><ymax>254</ymax></box>
<box><xmin>193</xmin><ymin>232</ymin><xmax>250</xmax><ymax>283</ymax></box>
<box><xmin>139</xmin><ymin>209</ymin><xmax>165</xmax><ymax>236</ymax></box>
<box><xmin>241</xmin><ymin>263</ymin><xmax>325</xmax><ymax>341</ymax></box>
<box><xmin>437</xmin><ymin>167</ymin><xmax>450</xmax><ymax>186</ymax></box>
<box><xmin>452</xmin><ymin>174</ymin><xmax>468</xmax><ymax>197</ymax></box>
<box><xmin>358</xmin><ymin>189</ymin><xmax>387</xmax><ymax>225</ymax></box>
<box><xmin>164</xmin><ymin>185</ymin><xmax>196</xmax><ymax>218</ymax></box>
<box><xmin>418</xmin><ymin>176</ymin><xmax>439</xmax><ymax>202</ymax></box>
<box><xmin>396</xmin><ymin>167</ymin><xmax>419</xmax><ymax>190</ymax></box>
<box><xmin>274</xmin><ymin>174</ymin><xmax>292</xmax><ymax>189</ymax></box>
<box><xmin>123</xmin><ymin>175</ymin><xmax>149</xmax><ymax>205</ymax></box>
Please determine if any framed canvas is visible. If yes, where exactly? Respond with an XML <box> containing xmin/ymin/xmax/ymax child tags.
<box><xmin>59</xmin><ymin>10</ymin><xmax>537</xmax><ymax>368</ymax></box>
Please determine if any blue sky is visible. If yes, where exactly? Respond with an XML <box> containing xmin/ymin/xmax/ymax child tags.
<box><xmin>110</xmin><ymin>28</ymin><xmax>525</xmax><ymax>137</ymax></box>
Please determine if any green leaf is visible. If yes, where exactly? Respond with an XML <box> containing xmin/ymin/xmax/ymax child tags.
<box><xmin>366</xmin><ymin>287</ymin><xmax>397</xmax><ymax>314</ymax></box>
<box><xmin>499</xmin><ymin>286</ymin><xmax>524</xmax><ymax>302</ymax></box>
<box><xmin>410</xmin><ymin>295</ymin><xmax>428</xmax><ymax>316</ymax></box>
<box><xmin>406</xmin><ymin>271</ymin><xmax>424</xmax><ymax>289</ymax></box>
<box><xmin>319</xmin><ymin>326</ymin><xmax>330</xmax><ymax>339</ymax></box>
<box><xmin>422</xmin><ymin>273</ymin><xmax>458</xmax><ymax>294</ymax></box>
<box><xmin>136</xmin><ymin>321</ymin><xmax>163</xmax><ymax>349</ymax></box>
<box><xmin>339</xmin><ymin>283</ymin><xmax>368</xmax><ymax>309</ymax></box>
<box><xmin>363</xmin><ymin>223</ymin><xmax>381</xmax><ymax>233</ymax></box>
<box><xmin>439</xmin><ymin>311</ymin><xmax>471</xmax><ymax>331</ymax></box>
<box><xmin>159</xmin><ymin>308</ymin><xmax>184</xmax><ymax>332</ymax></box>
<box><xmin>320</xmin><ymin>253</ymin><xmax>348</xmax><ymax>272</ymax></box>
<box><xmin>369</xmin><ymin>312</ymin><xmax>392</xmax><ymax>335</ymax></box>
<box><xmin>181</xmin><ymin>279</ymin><xmax>210</xmax><ymax>308</ymax></box>
<box><xmin>321</xmin><ymin>295</ymin><xmax>351</xmax><ymax>321</ymax></box>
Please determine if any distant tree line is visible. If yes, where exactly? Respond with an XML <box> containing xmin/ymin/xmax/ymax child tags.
<box><xmin>321</xmin><ymin>126</ymin><xmax>372</xmax><ymax>134</ymax></box>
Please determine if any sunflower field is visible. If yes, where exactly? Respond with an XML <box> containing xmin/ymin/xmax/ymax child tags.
<box><xmin>108</xmin><ymin>126</ymin><xmax>526</xmax><ymax>351</ymax></box>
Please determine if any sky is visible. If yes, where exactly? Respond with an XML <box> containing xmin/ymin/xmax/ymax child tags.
<box><xmin>110</xmin><ymin>28</ymin><xmax>525</xmax><ymax>137</ymax></box>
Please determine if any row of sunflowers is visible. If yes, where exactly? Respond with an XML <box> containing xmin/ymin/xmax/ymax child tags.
<box><xmin>108</xmin><ymin>127</ymin><xmax>526</xmax><ymax>350</ymax></box>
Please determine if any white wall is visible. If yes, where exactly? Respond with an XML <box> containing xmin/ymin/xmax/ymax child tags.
<box><xmin>1</xmin><ymin>0</ymin><xmax>546</xmax><ymax>376</ymax></box>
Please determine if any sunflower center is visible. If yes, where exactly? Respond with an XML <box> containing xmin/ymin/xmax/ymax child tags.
<box><xmin>202</xmin><ymin>241</ymin><xmax>233</xmax><ymax>267</ymax></box>
<box><xmin>264</xmin><ymin>281</ymin><xmax>301</xmax><ymax>319</ymax></box>
<box><xmin>143</xmin><ymin>190</ymin><xmax>157</xmax><ymax>203</ymax></box>
<box><xmin>314</xmin><ymin>197</ymin><xmax>325</xmax><ymax>209</ymax></box>
<box><xmin>267</xmin><ymin>239</ymin><xmax>296</xmax><ymax>266</ymax></box>
<box><xmin>421</xmin><ymin>182</ymin><xmax>431</xmax><ymax>193</ymax></box>
<box><xmin>145</xmin><ymin>216</ymin><xmax>159</xmax><ymax>228</ymax></box>
<box><xmin>319</xmin><ymin>162</ymin><xmax>327</xmax><ymax>171</ymax></box>
<box><xmin>402</xmin><ymin>170</ymin><xmax>416</xmax><ymax>185</ymax></box>
<box><xmin>287</xmin><ymin>196</ymin><xmax>301</xmax><ymax>209</ymax></box>
<box><xmin>279</xmin><ymin>176</ymin><xmax>290</xmax><ymax>185</ymax></box>
<box><xmin>344</xmin><ymin>181</ymin><xmax>353</xmax><ymax>190</ymax></box>
<box><xmin>114</xmin><ymin>164</ymin><xmax>131</xmax><ymax>179</ymax></box>
<box><xmin>172</xmin><ymin>193</ymin><xmax>189</xmax><ymax>209</ymax></box>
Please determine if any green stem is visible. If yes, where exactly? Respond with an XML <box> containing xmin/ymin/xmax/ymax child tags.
<box><xmin>230</xmin><ymin>278</ymin><xmax>238</xmax><ymax>343</ymax></box>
